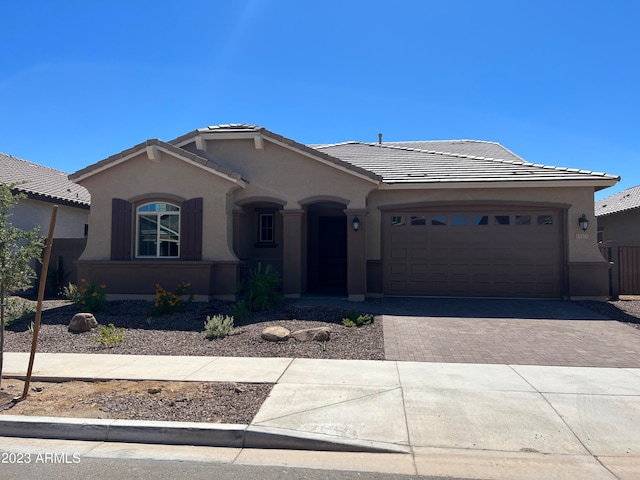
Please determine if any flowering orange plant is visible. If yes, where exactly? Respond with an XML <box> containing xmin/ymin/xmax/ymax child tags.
<box><xmin>148</xmin><ymin>281</ymin><xmax>196</xmax><ymax>316</ymax></box>
<box><xmin>63</xmin><ymin>278</ymin><xmax>107</xmax><ymax>312</ymax></box>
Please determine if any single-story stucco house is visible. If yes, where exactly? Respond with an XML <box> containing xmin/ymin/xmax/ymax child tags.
<box><xmin>595</xmin><ymin>184</ymin><xmax>640</xmax><ymax>296</ymax></box>
<box><xmin>1</xmin><ymin>151</ymin><xmax>91</xmax><ymax>292</ymax></box>
<box><xmin>68</xmin><ymin>124</ymin><xmax>619</xmax><ymax>301</ymax></box>
<box><xmin>596</xmin><ymin>184</ymin><xmax>640</xmax><ymax>246</ymax></box>
<box><xmin>1</xmin><ymin>152</ymin><xmax>90</xmax><ymax>237</ymax></box>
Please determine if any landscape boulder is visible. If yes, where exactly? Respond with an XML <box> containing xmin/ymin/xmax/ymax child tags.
<box><xmin>68</xmin><ymin>313</ymin><xmax>98</xmax><ymax>333</ymax></box>
<box><xmin>261</xmin><ymin>326</ymin><xmax>291</xmax><ymax>342</ymax></box>
<box><xmin>291</xmin><ymin>327</ymin><xmax>331</xmax><ymax>342</ymax></box>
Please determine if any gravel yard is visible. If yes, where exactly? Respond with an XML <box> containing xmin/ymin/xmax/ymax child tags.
<box><xmin>3</xmin><ymin>299</ymin><xmax>384</xmax><ymax>360</ymax></box>
<box><xmin>1</xmin><ymin>298</ymin><xmax>382</xmax><ymax>423</ymax></box>
<box><xmin>2</xmin><ymin>296</ymin><xmax>638</xmax><ymax>424</ymax></box>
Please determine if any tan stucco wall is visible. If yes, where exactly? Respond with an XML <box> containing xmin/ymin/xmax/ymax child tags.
<box><xmin>77</xmin><ymin>150</ymin><xmax>239</xmax><ymax>262</ymax></box>
<box><xmin>366</xmin><ymin>185</ymin><xmax>604</xmax><ymax>264</ymax></box>
<box><xmin>200</xmin><ymin>139</ymin><xmax>376</xmax><ymax>209</ymax></box>
<box><xmin>11</xmin><ymin>198</ymin><xmax>88</xmax><ymax>238</ymax></box>
<box><xmin>597</xmin><ymin>209</ymin><xmax>640</xmax><ymax>246</ymax></box>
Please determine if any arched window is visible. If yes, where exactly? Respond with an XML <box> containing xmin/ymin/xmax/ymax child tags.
<box><xmin>136</xmin><ymin>202</ymin><xmax>180</xmax><ymax>258</ymax></box>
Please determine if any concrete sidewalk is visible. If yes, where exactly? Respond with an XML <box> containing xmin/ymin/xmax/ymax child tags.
<box><xmin>1</xmin><ymin>352</ymin><xmax>640</xmax><ymax>479</ymax></box>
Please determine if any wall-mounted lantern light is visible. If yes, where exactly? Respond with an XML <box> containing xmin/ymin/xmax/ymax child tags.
<box><xmin>352</xmin><ymin>216</ymin><xmax>360</xmax><ymax>231</ymax></box>
<box><xmin>579</xmin><ymin>214</ymin><xmax>589</xmax><ymax>232</ymax></box>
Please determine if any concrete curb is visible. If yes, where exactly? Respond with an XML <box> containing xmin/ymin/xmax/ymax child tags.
<box><xmin>0</xmin><ymin>415</ymin><xmax>408</xmax><ymax>454</ymax></box>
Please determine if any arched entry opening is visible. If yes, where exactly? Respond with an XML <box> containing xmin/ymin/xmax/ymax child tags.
<box><xmin>306</xmin><ymin>201</ymin><xmax>348</xmax><ymax>294</ymax></box>
<box><xmin>233</xmin><ymin>199</ymin><xmax>285</xmax><ymax>289</ymax></box>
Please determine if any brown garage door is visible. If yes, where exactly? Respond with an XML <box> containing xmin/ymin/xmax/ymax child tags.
<box><xmin>383</xmin><ymin>207</ymin><xmax>563</xmax><ymax>298</ymax></box>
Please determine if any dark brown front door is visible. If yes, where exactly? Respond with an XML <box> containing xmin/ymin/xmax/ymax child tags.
<box><xmin>318</xmin><ymin>216</ymin><xmax>347</xmax><ymax>292</ymax></box>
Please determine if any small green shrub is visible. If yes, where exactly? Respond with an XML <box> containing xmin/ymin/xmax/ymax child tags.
<box><xmin>204</xmin><ymin>314</ymin><xmax>234</xmax><ymax>340</ymax></box>
<box><xmin>341</xmin><ymin>310</ymin><xmax>373</xmax><ymax>328</ymax></box>
<box><xmin>148</xmin><ymin>282</ymin><xmax>196</xmax><ymax>316</ymax></box>
<box><xmin>93</xmin><ymin>323</ymin><xmax>126</xmax><ymax>348</ymax></box>
<box><xmin>230</xmin><ymin>300</ymin><xmax>249</xmax><ymax>322</ymax></box>
<box><xmin>64</xmin><ymin>278</ymin><xmax>107</xmax><ymax>312</ymax></box>
<box><xmin>5</xmin><ymin>297</ymin><xmax>35</xmax><ymax>327</ymax></box>
<box><xmin>244</xmin><ymin>263</ymin><xmax>282</xmax><ymax>312</ymax></box>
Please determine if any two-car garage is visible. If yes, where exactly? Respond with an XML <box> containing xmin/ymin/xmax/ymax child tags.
<box><xmin>382</xmin><ymin>205</ymin><xmax>564</xmax><ymax>298</ymax></box>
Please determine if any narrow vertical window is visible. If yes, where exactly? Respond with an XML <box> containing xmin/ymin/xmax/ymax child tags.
<box><xmin>259</xmin><ymin>213</ymin><xmax>275</xmax><ymax>243</ymax></box>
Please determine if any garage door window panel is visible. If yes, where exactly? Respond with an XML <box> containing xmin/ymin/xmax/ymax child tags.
<box><xmin>391</xmin><ymin>215</ymin><xmax>406</xmax><ymax>226</ymax></box>
<box><xmin>538</xmin><ymin>215</ymin><xmax>554</xmax><ymax>225</ymax></box>
<box><xmin>431</xmin><ymin>215</ymin><xmax>447</xmax><ymax>226</ymax></box>
<box><xmin>452</xmin><ymin>215</ymin><xmax>468</xmax><ymax>226</ymax></box>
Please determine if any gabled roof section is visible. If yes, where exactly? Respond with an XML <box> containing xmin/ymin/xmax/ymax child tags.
<box><xmin>383</xmin><ymin>140</ymin><xmax>526</xmax><ymax>163</ymax></box>
<box><xmin>313</xmin><ymin>141</ymin><xmax>619</xmax><ymax>188</ymax></box>
<box><xmin>595</xmin><ymin>184</ymin><xmax>640</xmax><ymax>217</ymax></box>
<box><xmin>0</xmin><ymin>152</ymin><xmax>90</xmax><ymax>207</ymax></box>
<box><xmin>69</xmin><ymin>139</ymin><xmax>247</xmax><ymax>187</ymax></box>
<box><xmin>169</xmin><ymin>124</ymin><xmax>382</xmax><ymax>184</ymax></box>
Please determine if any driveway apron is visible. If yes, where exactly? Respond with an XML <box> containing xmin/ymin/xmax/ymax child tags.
<box><xmin>379</xmin><ymin>298</ymin><xmax>640</xmax><ymax>367</ymax></box>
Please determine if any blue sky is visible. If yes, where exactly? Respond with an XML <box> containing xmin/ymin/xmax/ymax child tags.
<box><xmin>1</xmin><ymin>0</ymin><xmax>638</xmax><ymax>200</ymax></box>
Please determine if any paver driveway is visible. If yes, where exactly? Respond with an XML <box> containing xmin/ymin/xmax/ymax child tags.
<box><xmin>380</xmin><ymin>298</ymin><xmax>640</xmax><ymax>367</ymax></box>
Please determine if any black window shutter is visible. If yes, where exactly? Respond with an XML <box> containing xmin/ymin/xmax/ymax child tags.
<box><xmin>180</xmin><ymin>197</ymin><xmax>203</xmax><ymax>260</ymax></box>
<box><xmin>111</xmin><ymin>198</ymin><xmax>132</xmax><ymax>260</ymax></box>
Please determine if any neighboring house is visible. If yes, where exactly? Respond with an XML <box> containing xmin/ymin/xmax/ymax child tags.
<box><xmin>595</xmin><ymin>185</ymin><xmax>640</xmax><ymax>246</ymax></box>
<box><xmin>595</xmin><ymin>184</ymin><xmax>640</xmax><ymax>296</ymax></box>
<box><xmin>1</xmin><ymin>152</ymin><xmax>91</xmax><ymax>291</ymax></box>
<box><xmin>68</xmin><ymin>124</ymin><xmax>618</xmax><ymax>301</ymax></box>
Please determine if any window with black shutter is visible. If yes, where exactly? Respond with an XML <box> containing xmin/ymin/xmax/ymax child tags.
<box><xmin>111</xmin><ymin>198</ymin><xmax>132</xmax><ymax>260</ymax></box>
<box><xmin>180</xmin><ymin>197</ymin><xmax>203</xmax><ymax>260</ymax></box>
<box><xmin>110</xmin><ymin>197</ymin><xmax>203</xmax><ymax>261</ymax></box>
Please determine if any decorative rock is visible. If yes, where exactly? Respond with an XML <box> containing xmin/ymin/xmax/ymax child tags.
<box><xmin>292</xmin><ymin>327</ymin><xmax>331</xmax><ymax>342</ymax></box>
<box><xmin>261</xmin><ymin>326</ymin><xmax>290</xmax><ymax>342</ymax></box>
<box><xmin>68</xmin><ymin>313</ymin><xmax>98</xmax><ymax>332</ymax></box>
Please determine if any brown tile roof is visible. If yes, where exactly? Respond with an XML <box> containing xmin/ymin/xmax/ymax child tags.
<box><xmin>595</xmin><ymin>184</ymin><xmax>640</xmax><ymax>216</ymax></box>
<box><xmin>0</xmin><ymin>152</ymin><xmax>90</xmax><ymax>206</ymax></box>
<box><xmin>69</xmin><ymin>139</ymin><xmax>246</xmax><ymax>184</ymax></box>
<box><xmin>169</xmin><ymin>124</ymin><xmax>382</xmax><ymax>182</ymax></box>
<box><xmin>313</xmin><ymin>141</ymin><xmax>619</xmax><ymax>186</ymax></box>
<box><xmin>68</xmin><ymin>124</ymin><xmax>619</xmax><ymax>191</ymax></box>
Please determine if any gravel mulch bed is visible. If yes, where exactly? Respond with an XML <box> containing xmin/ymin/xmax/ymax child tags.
<box><xmin>574</xmin><ymin>298</ymin><xmax>640</xmax><ymax>331</ymax></box>
<box><xmin>4</xmin><ymin>298</ymin><xmax>384</xmax><ymax>360</ymax></box>
<box><xmin>1</xmin><ymin>298</ymin><xmax>381</xmax><ymax>424</ymax></box>
<box><xmin>0</xmin><ymin>377</ymin><xmax>271</xmax><ymax>424</ymax></box>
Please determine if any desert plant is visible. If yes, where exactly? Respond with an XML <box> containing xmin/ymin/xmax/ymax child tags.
<box><xmin>341</xmin><ymin>310</ymin><xmax>373</xmax><ymax>328</ymax></box>
<box><xmin>148</xmin><ymin>281</ymin><xmax>196</xmax><ymax>316</ymax></box>
<box><xmin>0</xmin><ymin>183</ymin><xmax>45</xmax><ymax>388</ymax></box>
<box><xmin>230</xmin><ymin>299</ymin><xmax>249</xmax><ymax>322</ymax></box>
<box><xmin>93</xmin><ymin>323</ymin><xmax>126</xmax><ymax>348</ymax></box>
<box><xmin>244</xmin><ymin>263</ymin><xmax>282</xmax><ymax>312</ymax></box>
<box><xmin>204</xmin><ymin>314</ymin><xmax>234</xmax><ymax>339</ymax></box>
<box><xmin>64</xmin><ymin>278</ymin><xmax>107</xmax><ymax>312</ymax></box>
<box><xmin>5</xmin><ymin>297</ymin><xmax>35</xmax><ymax>327</ymax></box>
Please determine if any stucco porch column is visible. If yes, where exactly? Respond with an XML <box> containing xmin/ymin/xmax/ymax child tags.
<box><xmin>345</xmin><ymin>209</ymin><xmax>368</xmax><ymax>301</ymax></box>
<box><xmin>281</xmin><ymin>209</ymin><xmax>304</xmax><ymax>297</ymax></box>
<box><xmin>231</xmin><ymin>208</ymin><xmax>244</xmax><ymax>258</ymax></box>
